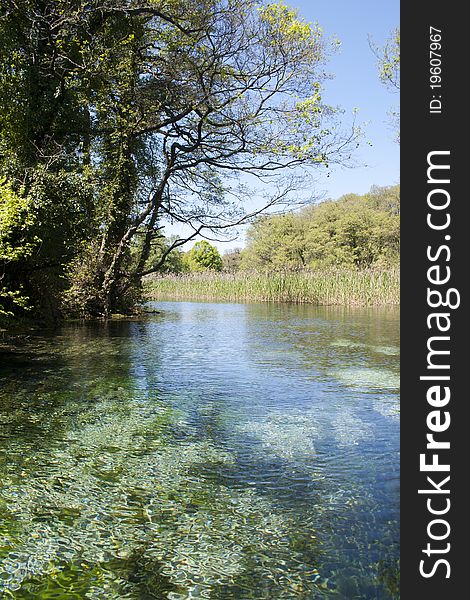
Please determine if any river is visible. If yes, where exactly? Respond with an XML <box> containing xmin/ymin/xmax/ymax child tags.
<box><xmin>0</xmin><ymin>301</ymin><xmax>400</xmax><ymax>599</ymax></box>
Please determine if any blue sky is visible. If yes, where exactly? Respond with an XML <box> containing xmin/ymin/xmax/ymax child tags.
<box><xmin>294</xmin><ymin>0</ymin><xmax>400</xmax><ymax>197</ymax></box>
<box><xmin>169</xmin><ymin>0</ymin><xmax>400</xmax><ymax>252</ymax></box>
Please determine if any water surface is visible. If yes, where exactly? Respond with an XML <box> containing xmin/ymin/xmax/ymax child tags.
<box><xmin>0</xmin><ymin>301</ymin><xmax>399</xmax><ymax>599</ymax></box>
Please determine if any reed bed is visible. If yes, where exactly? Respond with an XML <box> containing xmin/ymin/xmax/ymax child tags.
<box><xmin>145</xmin><ymin>268</ymin><xmax>400</xmax><ymax>306</ymax></box>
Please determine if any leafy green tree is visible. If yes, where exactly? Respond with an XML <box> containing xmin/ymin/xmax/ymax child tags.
<box><xmin>240</xmin><ymin>213</ymin><xmax>307</xmax><ymax>270</ymax></box>
<box><xmin>1</xmin><ymin>0</ymin><xmax>359</xmax><ymax>321</ymax></box>
<box><xmin>367</xmin><ymin>184</ymin><xmax>400</xmax><ymax>216</ymax></box>
<box><xmin>303</xmin><ymin>194</ymin><xmax>399</xmax><ymax>268</ymax></box>
<box><xmin>137</xmin><ymin>235</ymin><xmax>187</xmax><ymax>275</ymax></box>
<box><xmin>241</xmin><ymin>185</ymin><xmax>400</xmax><ymax>270</ymax></box>
<box><xmin>0</xmin><ymin>179</ymin><xmax>37</xmax><ymax>318</ymax></box>
<box><xmin>222</xmin><ymin>248</ymin><xmax>243</xmax><ymax>273</ymax></box>
<box><xmin>185</xmin><ymin>241</ymin><xmax>223</xmax><ymax>272</ymax></box>
<box><xmin>1</xmin><ymin>0</ymin><xmax>100</xmax><ymax>319</ymax></box>
<box><xmin>304</xmin><ymin>186</ymin><xmax>400</xmax><ymax>267</ymax></box>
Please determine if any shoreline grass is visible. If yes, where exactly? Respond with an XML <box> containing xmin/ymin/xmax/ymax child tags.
<box><xmin>145</xmin><ymin>269</ymin><xmax>400</xmax><ymax>306</ymax></box>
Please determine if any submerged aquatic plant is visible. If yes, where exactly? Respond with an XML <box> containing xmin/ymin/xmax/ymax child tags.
<box><xmin>237</xmin><ymin>411</ymin><xmax>321</xmax><ymax>461</ymax></box>
<box><xmin>0</xmin><ymin>384</ymin><xmax>326</xmax><ymax>598</ymax></box>
<box><xmin>334</xmin><ymin>367</ymin><xmax>400</xmax><ymax>391</ymax></box>
<box><xmin>1</xmin><ymin>307</ymin><xmax>400</xmax><ymax>599</ymax></box>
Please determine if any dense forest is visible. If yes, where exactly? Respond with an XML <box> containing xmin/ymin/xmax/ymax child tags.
<box><xmin>0</xmin><ymin>0</ymin><xmax>362</xmax><ymax>326</ymax></box>
<box><xmin>238</xmin><ymin>184</ymin><xmax>399</xmax><ymax>270</ymax></box>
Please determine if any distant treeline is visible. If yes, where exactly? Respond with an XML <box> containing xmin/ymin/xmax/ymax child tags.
<box><xmin>238</xmin><ymin>184</ymin><xmax>399</xmax><ymax>270</ymax></box>
<box><xmin>153</xmin><ymin>184</ymin><xmax>400</xmax><ymax>274</ymax></box>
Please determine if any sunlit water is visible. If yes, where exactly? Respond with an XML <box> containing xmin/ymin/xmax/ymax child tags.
<box><xmin>0</xmin><ymin>301</ymin><xmax>399</xmax><ymax>599</ymax></box>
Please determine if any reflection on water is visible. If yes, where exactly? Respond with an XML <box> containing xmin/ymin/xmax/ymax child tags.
<box><xmin>0</xmin><ymin>301</ymin><xmax>399</xmax><ymax>599</ymax></box>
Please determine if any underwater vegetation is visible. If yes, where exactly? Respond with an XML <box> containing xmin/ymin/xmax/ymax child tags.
<box><xmin>0</xmin><ymin>302</ymin><xmax>399</xmax><ymax>599</ymax></box>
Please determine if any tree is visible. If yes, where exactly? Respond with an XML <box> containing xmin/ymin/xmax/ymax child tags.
<box><xmin>240</xmin><ymin>213</ymin><xmax>307</xmax><ymax>270</ymax></box>
<box><xmin>222</xmin><ymin>248</ymin><xmax>242</xmax><ymax>272</ymax></box>
<box><xmin>135</xmin><ymin>235</ymin><xmax>187</xmax><ymax>274</ymax></box>
<box><xmin>370</xmin><ymin>28</ymin><xmax>400</xmax><ymax>142</ymax></box>
<box><xmin>1</xmin><ymin>0</ymin><xmax>360</xmax><ymax>320</ymax></box>
<box><xmin>241</xmin><ymin>185</ymin><xmax>400</xmax><ymax>270</ymax></box>
<box><xmin>0</xmin><ymin>0</ymin><xmax>99</xmax><ymax>319</ymax></box>
<box><xmin>375</xmin><ymin>28</ymin><xmax>400</xmax><ymax>92</ymax></box>
<box><xmin>0</xmin><ymin>178</ymin><xmax>37</xmax><ymax>319</ymax></box>
<box><xmin>185</xmin><ymin>240</ymin><xmax>222</xmax><ymax>272</ymax></box>
<box><xmin>302</xmin><ymin>193</ymin><xmax>399</xmax><ymax>268</ymax></box>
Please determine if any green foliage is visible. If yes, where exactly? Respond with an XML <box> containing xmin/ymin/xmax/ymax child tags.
<box><xmin>185</xmin><ymin>241</ymin><xmax>223</xmax><ymax>272</ymax></box>
<box><xmin>0</xmin><ymin>169</ymin><xmax>96</xmax><ymax>322</ymax></box>
<box><xmin>222</xmin><ymin>248</ymin><xmax>243</xmax><ymax>272</ymax></box>
<box><xmin>0</xmin><ymin>178</ymin><xmax>37</xmax><ymax>318</ymax></box>
<box><xmin>60</xmin><ymin>242</ymin><xmax>108</xmax><ymax>319</ymax></box>
<box><xmin>241</xmin><ymin>185</ymin><xmax>400</xmax><ymax>270</ymax></box>
<box><xmin>27</xmin><ymin>171</ymin><xmax>96</xmax><ymax>264</ymax></box>
<box><xmin>0</xmin><ymin>178</ymin><xmax>37</xmax><ymax>262</ymax></box>
<box><xmin>0</xmin><ymin>0</ymin><xmax>358</xmax><ymax>322</ymax></box>
<box><xmin>160</xmin><ymin>247</ymin><xmax>188</xmax><ymax>274</ymax></box>
<box><xmin>0</xmin><ymin>1</ymin><xmax>91</xmax><ymax>171</ymax></box>
<box><xmin>240</xmin><ymin>213</ymin><xmax>307</xmax><ymax>270</ymax></box>
<box><xmin>139</xmin><ymin>235</ymin><xmax>188</xmax><ymax>275</ymax></box>
<box><xmin>376</xmin><ymin>28</ymin><xmax>400</xmax><ymax>91</ymax></box>
<box><xmin>259</xmin><ymin>2</ymin><xmax>313</xmax><ymax>42</ymax></box>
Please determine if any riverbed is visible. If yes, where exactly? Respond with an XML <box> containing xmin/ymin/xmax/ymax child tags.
<box><xmin>0</xmin><ymin>301</ymin><xmax>400</xmax><ymax>599</ymax></box>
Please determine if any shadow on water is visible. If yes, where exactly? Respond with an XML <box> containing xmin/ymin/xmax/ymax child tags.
<box><xmin>0</xmin><ymin>303</ymin><xmax>399</xmax><ymax>599</ymax></box>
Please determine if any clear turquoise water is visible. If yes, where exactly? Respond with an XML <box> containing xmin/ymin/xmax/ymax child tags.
<box><xmin>0</xmin><ymin>301</ymin><xmax>399</xmax><ymax>599</ymax></box>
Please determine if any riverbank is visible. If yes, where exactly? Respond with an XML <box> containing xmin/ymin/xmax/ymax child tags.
<box><xmin>145</xmin><ymin>269</ymin><xmax>400</xmax><ymax>306</ymax></box>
